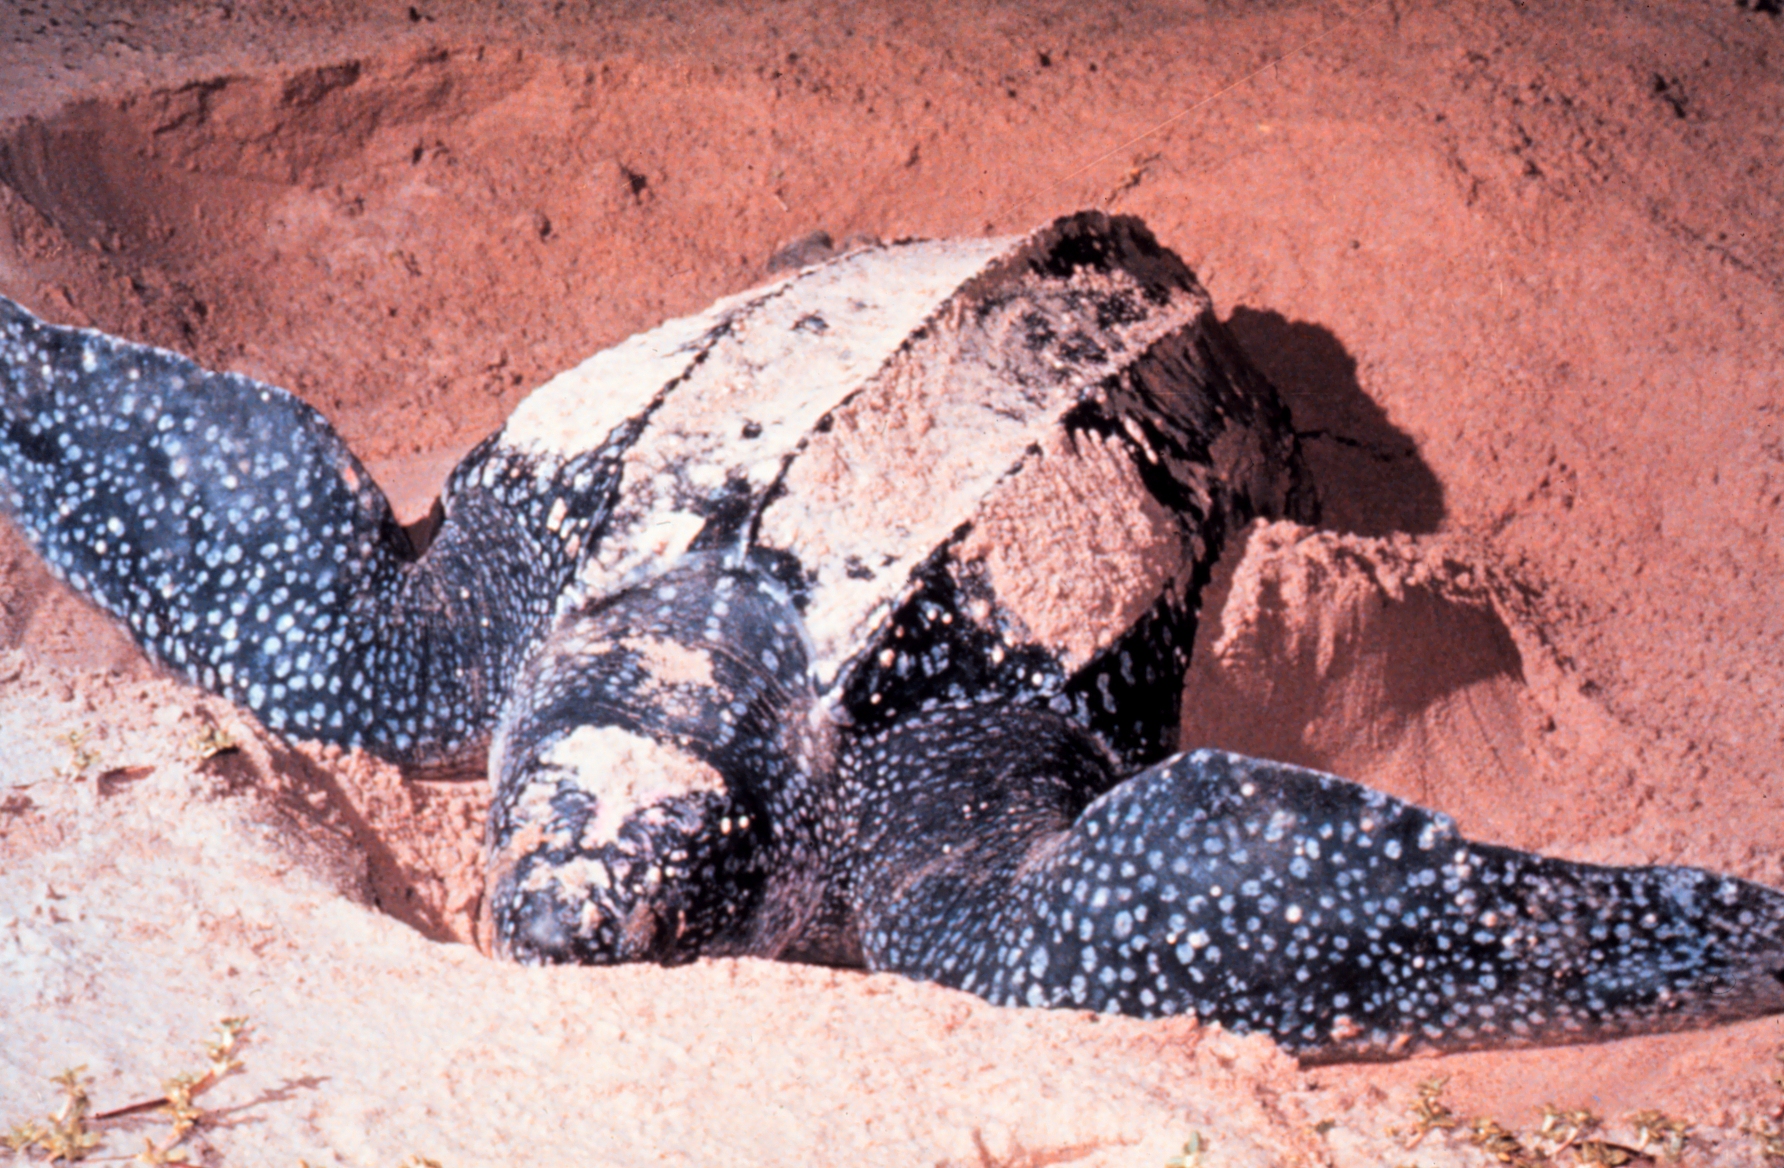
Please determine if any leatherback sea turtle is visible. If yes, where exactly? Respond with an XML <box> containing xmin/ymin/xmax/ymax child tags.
<box><xmin>4</xmin><ymin>212</ymin><xmax>1783</xmax><ymax>1062</ymax></box>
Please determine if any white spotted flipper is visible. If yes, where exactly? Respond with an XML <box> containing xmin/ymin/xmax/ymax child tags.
<box><xmin>840</xmin><ymin>714</ymin><xmax>1784</xmax><ymax>1060</ymax></box>
<box><xmin>0</xmin><ymin>295</ymin><xmax>616</xmax><ymax>761</ymax></box>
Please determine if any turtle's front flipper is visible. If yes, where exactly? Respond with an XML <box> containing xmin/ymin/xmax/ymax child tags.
<box><xmin>0</xmin><ymin>296</ymin><xmax>616</xmax><ymax>762</ymax></box>
<box><xmin>843</xmin><ymin>708</ymin><xmax>1784</xmax><ymax>1060</ymax></box>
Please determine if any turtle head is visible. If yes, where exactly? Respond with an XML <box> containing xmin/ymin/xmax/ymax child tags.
<box><xmin>484</xmin><ymin>715</ymin><xmax>774</xmax><ymax>967</ymax></box>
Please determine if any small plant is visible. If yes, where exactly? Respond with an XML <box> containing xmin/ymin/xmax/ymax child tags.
<box><xmin>1740</xmin><ymin>1049</ymin><xmax>1784</xmax><ymax>1161</ymax></box>
<box><xmin>1390</xmin><ymin>1075</ymin><xmax>1698</xmax><ymax>1164</ymax></box>
<box><xmin>1539</xmin><ymin>1104</ymin><xmax>1600</xmax><ymax>1152</ymax></box>
<box><xmin>1467</xmin><ymin>1115</ymin><xmax>1541</xmax><ymax>1166</ymax></box>
<box><xmin>1402</xmin><ymin>1076</ymin><xmax>1458</xmax><ymax>1150</ymax></box>
<box><xmin>54</xmin><ymin>731</ymin><xmax>101</xmax><ymax>780</ymax></box>
<box><xmin>3</xmin><ymin>1067</ymin><xmax>101</xmax><ymax>1163</ymax></box>
<box><xmin>189</xmin><ymin>725</ymin><xmax>239</xmax><ymax>762</ymax></box>
<box><xmin>1626</xmin><ymin>1109</ymin><xmax>1689</xmax><ymax>1162</ymax></box>
<box><xmin>1571</xmin><ymin>1139</ymin><xmax>1641</xmax><ymax>1166</ymax></box>
<box><xmin>1754</xmin><ymin>1121</ymin><xmax>1784</xmax><ymax>1163</ymax></box>
<box><xmin>1162</xmin><ymin>1130</ymin><xmax>1205</xmax><ymax>1167</ymax></box>
<box><xmin>3</xmin><ymin>1018</ymin><xmax>250</xmax><ymax>1164</ymax></box>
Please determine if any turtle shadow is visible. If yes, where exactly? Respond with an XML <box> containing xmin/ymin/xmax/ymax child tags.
<box><xmin>1225</xmin><ymin>307</ymin><xmax>1445</xmax><ymax>537</ymax></box>
<box><xmin>1196</xmin><ymin>312</ymin><xmax>1537</xmax><ymax>815</ymax></box>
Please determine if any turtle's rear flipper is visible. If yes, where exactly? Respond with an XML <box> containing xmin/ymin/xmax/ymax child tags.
<box><xmin>0</xmin><ymin>296</ymin><xmax>616</xmax><ymax>762</ymax></box>
<box><xmin>844</xmin><ymin>709</ymin><xmax>1784</xmax><ymax>1060</ymax></box>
